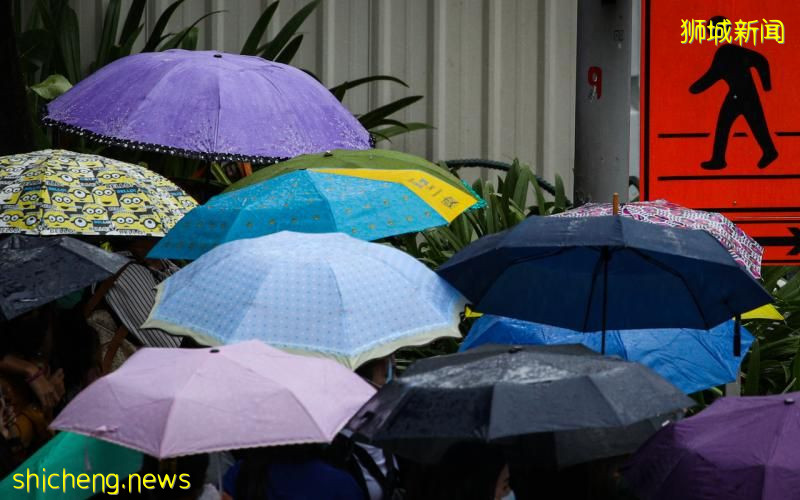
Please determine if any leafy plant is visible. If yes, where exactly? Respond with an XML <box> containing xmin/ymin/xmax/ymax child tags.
<box><xmin>389</xmin><ymin>160</ymin><xmax>570</xmax><ymax>365</ymax></box>
<box><xmin>391</xmin><ymin>159</ymin><xmax>570</xmax><ymax>269</ymax></box>
<box><xmin>741</xmin><ymin>268</ymin><xmax>800</xmax><ymax>396</ymax></box>
<box><xmin>238</xmin><ymin>0</ymin><xmax>431</xmax><ymax>142</ymax></box>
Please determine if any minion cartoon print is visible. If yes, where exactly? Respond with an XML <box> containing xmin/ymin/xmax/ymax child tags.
<box><xmin>0</xmin><ymin>150</ymin><xmax>196</xmax><ymax>235</ymax></box>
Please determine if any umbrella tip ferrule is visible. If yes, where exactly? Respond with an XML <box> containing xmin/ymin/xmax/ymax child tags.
<box><xmin>785</xmin><ymin>398</ymin><xmax>795</xmax><ymax>405</ymax></box>
<box><xmin>210</xmin><ymin>348</ymin><xmax>220</xmax><ymax>353</ymax></box>
<box><xmin>213</xmin><ymin>53</ymin><xmax>222</xmax><ymax>58</ymax></box>
<box><xmin>508</xmin><ymin>346</ymin><xmax>523</xmax><ymax>354</ymax></box>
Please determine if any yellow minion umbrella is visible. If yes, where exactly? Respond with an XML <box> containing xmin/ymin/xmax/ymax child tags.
<box><xmin>0</xmin><ymin>150</ymin><xmax>196</xmax><ymax>237</ymax></box>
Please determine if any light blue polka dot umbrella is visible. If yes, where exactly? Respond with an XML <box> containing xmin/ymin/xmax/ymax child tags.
<box><xmin>143</xmin><ymin>231</ymin><xmax>466</xmax><ymax>369</ymax></box>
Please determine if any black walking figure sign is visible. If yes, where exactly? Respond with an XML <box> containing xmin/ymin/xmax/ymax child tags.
<box><xmin>689</xmin><ymin>16</ymin><xmax>779</xmax><ymax>170</ymax></box>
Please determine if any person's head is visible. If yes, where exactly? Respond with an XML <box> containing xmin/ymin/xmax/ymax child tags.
<box><xmin>406</xmin><ymin>446</ymin><xmax>507</xmax><ymax>500</ymax></box>
<box><xmin>355</xmin><ymin>355</ymin><xmax>394</xmax><ymax>387</ymax></box>
<box><xmin>51</xmin><ymin>307</ymin><xmax>100</xmax><ymax>391</ymax></box>
<box><xmin>235</xmin><ymin>445</ymin><xmax>325</xmax><ymax>499</ymax></box>
<box><xmin>0</xmin><ymin>306</ymin><xmax>52</xmax><ymax>359</ymax></box>
<box><xmin>141</xmin><ymin>454</ymin><xmax>210</xmax><ymax>499</ymax></box>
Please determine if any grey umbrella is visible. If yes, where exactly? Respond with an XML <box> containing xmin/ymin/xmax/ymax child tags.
<box><xmin>347</xmin><ymin>344</ymin><xmax>692</xmax><ymax>467</ymax></box>
<box><xmin>0</xmin><ymin>235</ymin><xmax>129</xmax><ymax>320</ymax></box>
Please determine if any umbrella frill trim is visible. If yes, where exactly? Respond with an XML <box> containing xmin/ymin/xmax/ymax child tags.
<box><xmin>143</xmin><ymin>314</ymin><xmax>462</xmax><ymax>370</ymax></box>
<box><xmin>44</xmin><ymin>117</ymin><xmax>379</xmax><ymax>164</ymax></box>
<box><xmin>49</xmin><ymin>427</ymin><xmax>342</xmax><ymax>460</ymax></box>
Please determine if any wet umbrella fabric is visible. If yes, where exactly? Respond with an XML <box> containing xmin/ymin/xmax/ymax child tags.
<box><xmin>0</xmin><ymin>235</ymin><xmax>129</xmax><ymax>320</ymax></box>
<box><xmin>43</xmin><ymin>50</ymin><xmax>371</xmax><ymax>163</ymax></box>
<box><xmin>0</xmin><ymin>432</ymin><xmax>142</xmax><ymax>500</ymax></box>
<box><xmin>623</xmin><ymin>393</ymin><xmax>800</xmax><ymax>500</ymax></box>
<box><xmin>461</xmin><ymin>315</ymin><xmax>754</xmax><ymax>394</ymax></box>
<box><xmin>437</xmin><ymin>216</ymin><xmax>772</xmax><ymax>352</ymax></box>
<box><xmin>144</xmin><ymin>232</ymin><xmax>465</xmax><ymax>369</ymax></box>
<box><xmin>554</xmin><ymin>199</ymin><xmax>763</xmax><ymax>279</ymax></box>
<box><xmin>50</xmin><ymin>341</ymin><xmax>375</xmax><ymax>459</ymax></box>
<box><xmin>149</xmin><ymin>149</ymin><xmax>484</xmax><ymax>260</ymax></box>
<box><xmin>347</xmin><ymin>344</ymin><xmax>692</xmax><ymax>466</ymax></box>
<box><xmin>0</xmin><ymin>150</ymin><xmax>197</xmax><ymax>236</ymax></box>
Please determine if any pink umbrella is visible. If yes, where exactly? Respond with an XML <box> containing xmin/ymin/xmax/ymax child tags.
<box><xmin>50</xmin><ymin>341</ymin><xmax>374</xmax><ymax>458</ymax></box>
<box><xmin>554</xmin><ymin>199</ymin><xmax>763</xmax><ymax>279</ymax></box>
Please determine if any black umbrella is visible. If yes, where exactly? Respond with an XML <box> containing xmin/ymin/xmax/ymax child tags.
<box><xmin>347</xmin><ymin>344</ymin><xmax>692</xmax><ymax>467</ymax></box>
<box><xmin>0</xmin><ymin>235</ymin><xmax>129</xmax><ymax>319</ymax></box>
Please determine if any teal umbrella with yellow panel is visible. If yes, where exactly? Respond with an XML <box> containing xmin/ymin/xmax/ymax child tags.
<box><xmin>149</xmin><ymin>149</ymin><xmax>484</xmax><ymax>260</ymax></box>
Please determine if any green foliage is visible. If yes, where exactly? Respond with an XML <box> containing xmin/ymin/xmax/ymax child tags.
<box><xmin>390</xmin><ymin>159</ymin><xmax>570</xmax><ymax>270</ymax></box>
<box><xmin>387</xmin><ymin>160</ymin><xmax>569</xmax><ymax>362</ymax></box>
<box><xmin>239</xmin><ymin>0</ymin><xmax>430</xmax><ymax>142</ymax></box>
<box><xmin>740</xmin><ymin>268</ymin><xmax>800</xmax><ymax>396</ymax></box>
<box><xmin>29</xmin><ymin>73</ymin><xmax>71</xmax><ymax>100</ymax></box>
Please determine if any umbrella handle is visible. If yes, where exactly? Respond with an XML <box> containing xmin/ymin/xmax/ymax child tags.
<box><xmin>612</xmin><ymin>193</ymin><xmax>620</xmax><ymax>215</ymax></box>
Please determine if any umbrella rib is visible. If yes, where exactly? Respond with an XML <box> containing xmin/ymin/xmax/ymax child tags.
<box><xmin>304</xmin><ymin>171</ymin><xmax>340</xmax><ymax>229</ymax></box>
<box><xmin>764</xmin><ymin>403</ymin><xmax>794</xmax><ymax>470</ymax></box>
<box><xmin>581</xmin><ymin>248</ymin><xmax>605</xmax><ymax>332</ymax></box>
<box><xmin>629</xmin><ymin>248</ymin><xmax>712</xmax><ymax>329</ymax></box>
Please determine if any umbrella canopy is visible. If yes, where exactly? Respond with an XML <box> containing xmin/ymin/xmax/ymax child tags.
<box><xmin>50</xmin><ymin>341</ymin><xmax>375</xmax><ymax>459</ymax></box>
<box><xmin>437</xmin><ymin>216</ymin><xmax>772</xmax><ymax>352</ymax></box>
<box><xmin>149</xmin><ymin>149</ymin><xmax>484</xmax><ymax>260</ymax></box>
<box><xmin>623</xmin><ymin>393</ymin><xmax>800</xmax><ymax>500</ymax></box>
<box><xmin>0</xmin><ymin>235</ymin><xmax>129</xmax><ymax>320</ymax></box>
<box><xmin>0</xmin><ymin>150</ymin><xmax>196</xmax><ymax>236</ymax></box>
<box><xmin>554</xmin><ymin>199</ymin><xmax>763</xmax><ymax>279</ymax></box>
<box><xmin>0</xmin><ymin>432</ymin><xmax>142</xmax><ymax>500</ymax></box>
<box><xmin>347</xmin><ymin>344</ymin><xmax>692</xmax><ymax>466</ymax></box>
<box><xmin>461</xmin><ymin>315</ymin><xmax>754</xmax><ymax>394</ymax></box>
<box><xmin>144</xmin><ymin>232</ymin><xmax>465</xmax><ymax>369</ymax></box>
<box><xmin>43</xmin><ymin>50</ymin><xmax>371</xmax><ymax>164</ymax></box>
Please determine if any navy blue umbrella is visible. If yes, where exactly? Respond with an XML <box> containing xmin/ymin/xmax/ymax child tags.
<box><xmin>437</xmin><ymin>216</ymin><xmax>771</xmax><ymax>353</ymax></box>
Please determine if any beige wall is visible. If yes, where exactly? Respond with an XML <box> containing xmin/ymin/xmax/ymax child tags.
<box><xmin>64</xmin><ymin>0</ymin><xmax>577</xmax><ymax>191</ymax></box>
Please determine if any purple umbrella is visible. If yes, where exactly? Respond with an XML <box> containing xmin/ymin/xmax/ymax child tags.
<box><xmin>50</xmin><ymin>341</ymin><xmax>375</xmax><ymax>458</ymax></box>
<box><xmin>623</xmin><ymin>393</ymin><xmax>800</xmax><ymax>500</ymax></box>
<box><xmin>44</xmin><ymin>50</ymin><xmax>372</xmax><ymax>164</ymax></box>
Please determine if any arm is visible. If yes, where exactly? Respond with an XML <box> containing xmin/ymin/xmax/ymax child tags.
<box><xmin>690</xmin><ymin>51</ymin><xmax>723</xmax><ymax>94</ymax></box>
<box><xmin>0</xmin><ymin>355</ymin><xmax>63</xmax><ymax>411</ymax></box>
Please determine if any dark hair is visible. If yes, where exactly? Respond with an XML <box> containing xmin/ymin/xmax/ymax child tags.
<box><xmin>404</xmin><ymin>445</ymin><xmax>505</xmax><ymax>500</ymax></box>
<box><xmin>235</xmin><ymin>444</ymin><xmax>326</xmax><ymax>499</ymax></box>
<box><xmin>0</xmin><ymin>308</ymin><xmax>50</xmax><ymax>358</ymax></box>
<box><xmin>355</xmin><ymin>358</ymin><xmax>384</xmax><ymax>381</ymax></box>
<box><xmin>51</xmin><ymin>307</ymin><xmax>100</xmax><ymax>394</ymax></box>
<box><xmin>140</xmin><ymin>454</ymin><xmax>210</xmax><ymax>499</ymax></box>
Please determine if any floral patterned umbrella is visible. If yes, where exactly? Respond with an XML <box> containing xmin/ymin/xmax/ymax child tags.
<box><xmin>554</xmin><ymin>199</ymin><xmax>763</xmax><ymax>279</ymax></box>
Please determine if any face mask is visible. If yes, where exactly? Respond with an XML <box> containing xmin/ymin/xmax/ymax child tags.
<box><xmin>56</xmin><ymin>290</ymin><xmax>83</xmax><ymax>309</ymax></box>
<box><xmin>500</xmin><ymin>491</ymin><xmax>515</xmax><ymax>500</ymax></box>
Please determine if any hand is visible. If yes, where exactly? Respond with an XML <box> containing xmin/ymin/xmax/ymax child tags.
<box><xmin>28</xmin><ymin>368</ymin><xmax>64</xmax><ymax>411</ymax></box>
<box><xmin>0</xmin><ymin>395</ymin><xmax>16</xmax><ymax>440</ymax></box>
